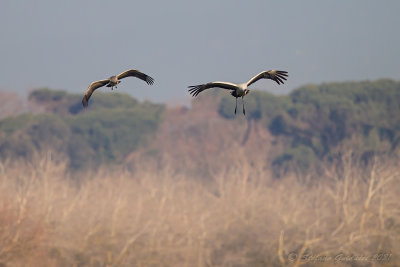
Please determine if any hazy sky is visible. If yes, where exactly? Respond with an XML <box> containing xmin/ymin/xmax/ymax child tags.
<box><xmin>1</xmin><ymin>0</ymin><xmax>399</xmax><ymax>103</ymax></box>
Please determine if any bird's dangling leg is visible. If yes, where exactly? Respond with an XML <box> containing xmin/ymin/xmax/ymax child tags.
<box><xmin>242</xmin><ymin>97</ymin><xmax>246</xmax><ymax>116</ymax></box>
<box><xmin>234</xmin><ymin>97</ymin><xmax>238</xmax><ymax>114</ymax></box>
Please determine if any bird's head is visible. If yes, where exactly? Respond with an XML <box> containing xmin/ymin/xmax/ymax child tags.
<box><xmin>244</xmin><ymin>89</ymin><xmax>250</xmax><ymax>95</ymax></box>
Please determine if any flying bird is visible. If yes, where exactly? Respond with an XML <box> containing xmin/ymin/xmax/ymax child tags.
<box><xmin>82</xmin><ymin>69</ymin><xmax>154</xmax><ymax>107</ymax></box>
<box><xmin>188</xmin><ymin>70</ymin><xmax>288</xmax><ymax>115</ymax></box>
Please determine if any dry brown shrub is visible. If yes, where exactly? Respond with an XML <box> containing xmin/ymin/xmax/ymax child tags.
<box><xmin>0</xmin><ymin>151</ymin><xmax>398</xmax><ymax>266</ymax></box>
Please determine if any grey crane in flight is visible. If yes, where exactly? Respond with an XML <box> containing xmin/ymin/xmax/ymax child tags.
<box><xmin>188</xmin><ymin>70</ymin><xmax>288</xmax><ymax>115</ymax></box>
<box><xmin>82</xmin><ymin>69</ymin><xmax>154</xmax><ymax>107</ymax></box>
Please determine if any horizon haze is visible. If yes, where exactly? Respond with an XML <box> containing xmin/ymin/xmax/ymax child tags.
<box><xmin>1</xmin><ymin>0</ymin><xmax>400</xmax><ymax>103</ymax></box>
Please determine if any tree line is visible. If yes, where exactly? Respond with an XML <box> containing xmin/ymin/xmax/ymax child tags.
<box><xmin>0</xmin><ymin>79</ymin><xmax>399</xmax><ymax>174</ymax></box>
<box><xmin>219</xmin><ymin>78</ymin><xmax>400</xmax><ymax>175</ymax></box>
<box><xmin>0</xmin><ymin>88</ymin><xmax>165</xmax><ymax>170</ymax></box>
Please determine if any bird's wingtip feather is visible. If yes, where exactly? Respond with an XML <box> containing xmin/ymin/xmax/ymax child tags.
<box><xmin>82</xmin><ymin>97</ymin><xmax>88</xmax><ymax>108</ymax></box>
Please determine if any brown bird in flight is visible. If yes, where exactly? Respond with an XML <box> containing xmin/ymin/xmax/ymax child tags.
<box><xmin>188</xmin><ymin>70</ymin><xmax>288</xmax><ymax>115</ymax></box>
<box><xmin>82</xmin><ymin>69</ymin><xmax>154</xmax><ymax>107</ymax></box>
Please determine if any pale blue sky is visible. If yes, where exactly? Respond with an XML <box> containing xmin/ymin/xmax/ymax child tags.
<box><xmin>1</xmin><ymin>0</ymin><xmax>399</xmax><ymax>103</ymax></box>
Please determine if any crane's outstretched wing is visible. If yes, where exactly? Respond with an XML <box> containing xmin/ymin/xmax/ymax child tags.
<box><xmin>246</xmin><ymin>70</ymin><xmax>288</xmax><ymax>87</ymax></box>
<box><xmin>116</xmin><ymin>69</ymin><xmax>154</xmax><ymax>85</ymax></box>
<box><xmin>188</xmin><ymin>81</ymin><xmax>238</xmax><ymax>97</ymax></box>
<box><xmin>82</xmin><ymin>79</ymin><xmax>110</xmax><ymax>107</ymax></box>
